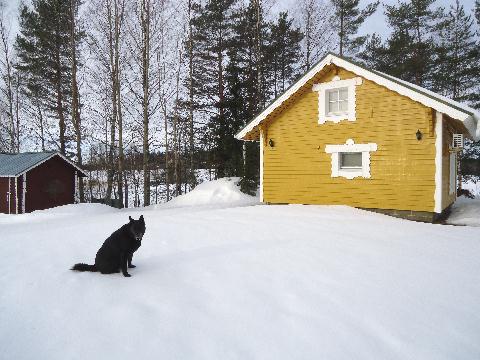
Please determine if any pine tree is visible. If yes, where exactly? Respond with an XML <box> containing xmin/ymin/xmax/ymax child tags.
<box><xmin>266</xmin><ymin>11</ymin><xmax>303</xmax><ymax>98</ymax></box>
<box><xmin>433</xmin><ymin>0</ymin><xmax>479</xmax><ymax>103</ymax></box>
<box><xmin>15</xmin><ymin>0</ymin><xmax>74</xmax><ymax>154</ymax></box>
<box><xmin>299</xmin><ymin>0</ymin><xmax>335</xmax><ymax>71</ymax></box>
<box><xmin>358</xmin><ymin>33</ymin><xmax>389</xmax><ymax>71</ymax></box>
<box><xmin>383</xmin><ymin>0</ymin><xmax>442</xmax><ymax>86</ymax></box>
<box><xmin>476</xmin><ymin>0</ymin><xmax>480</xmax><ymax>25</ymax></box>
<box><xmin>189</xmin><ymin>0</ymin><xmax>237</xmax><ymax>179</ymax></box>
<box><xmin>331</xmin><ymin>0</ymin><xmax>379</xmax><ymax>57</ymax></box>
<box><xmin>225</xmin><ymin>1</ymin><xmax>266</xmax><ymax>193</ymax></box>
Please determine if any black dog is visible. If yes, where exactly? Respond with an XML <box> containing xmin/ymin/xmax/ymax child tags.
<box><xmin>71</xmin><ymin>215</ymin><xmax>146</xmax><ymax>277</ymax></box>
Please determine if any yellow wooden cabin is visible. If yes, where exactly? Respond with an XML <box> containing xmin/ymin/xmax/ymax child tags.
<box><xmin>236</xmin><ymin>53</ymin><xmax>480</xmax><ymax>222</ymax></box>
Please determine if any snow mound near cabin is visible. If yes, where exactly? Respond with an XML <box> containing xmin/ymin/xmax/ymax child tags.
<box><xmin>160</xmin><ymin>177</ymin><xmax>259</xmax><ymax>209</ymax></box>
<box><xmin>447</xmin><ymin>197</ymin><xmax>480</xmax><ymax>226</ymax></box>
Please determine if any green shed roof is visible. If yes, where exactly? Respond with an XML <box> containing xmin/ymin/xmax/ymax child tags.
<box><xmin>0</xmin><ymin>152</ymin><xmax>86</xmax><ymax>177</ymax></box>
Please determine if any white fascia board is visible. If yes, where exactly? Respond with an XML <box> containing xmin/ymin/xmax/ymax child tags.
<box><xmin>235</xmin><ymin>53</ymin><xmax>479</xmax><ymax>141</ymax></box>
<box><xmin>331</xmin><ymin>57</ymin><xmax>479</xmax><ymax>140</ymax></box>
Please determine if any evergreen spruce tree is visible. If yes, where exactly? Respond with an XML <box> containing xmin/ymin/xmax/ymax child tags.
<box><xmin>383</xmin><ymin>0</ymin><xmax>442</xmax><ymax>86</ymax></box>
<box><xmin>331</xmin><ymin>0</ymin><xmax>379</xmax><ymax>57</ymax></box>
<box><xmin>227</xmin><ymin>2</ymin><xmax>265</xmax><ymax>194</ymax></box>
<box><xmin>189</xmin><ymin>0</ymin><xmax>237</xmax><ymax>179</ymax></box>
<box><xmin>358</xmin><ymin>33</ymin><xmax>389</xmax><ymax>71</ymax></box>
<box><xmin>15</xmin><ymin>0</ymin><xmax>75</xmax><ymax>154</ymax></box>
<box><xmin>433</xmin><ymin>0</ymin><xmax>479</xmax><ymax>103</ymax></box>
<box><xmin>266</xmin><ymin>12</ymin><xmax>303</xmax><ymax>98</ymax></box>
<box><xmin>476</xmin><ymin>0</ymin><xmax>480</xmax><ymax>25</ymax></box>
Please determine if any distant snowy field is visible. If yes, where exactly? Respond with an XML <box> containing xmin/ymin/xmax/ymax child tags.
<box><xmin>1</xmin><ymin>178</ymin><xmax>480</xmax><ymax>360</ymax></box>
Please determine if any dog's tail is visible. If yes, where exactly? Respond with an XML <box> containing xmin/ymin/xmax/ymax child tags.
<box><xmin>71</xmin><ymin>263</ymin><xmax>98</xmax><ymax>272</ymax></box>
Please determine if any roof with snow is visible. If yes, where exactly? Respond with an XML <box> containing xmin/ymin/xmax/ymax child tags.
<box><xmin>0</xmin><ymin>151</ymin><xmax>86</xmax><ymax>177</ymax></box>
<box><xmin>235</xmin><ymin>53</ymin><xmax>480</xmax><ymax>141</ymax></box>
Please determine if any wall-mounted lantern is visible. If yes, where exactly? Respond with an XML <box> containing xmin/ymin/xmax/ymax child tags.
<box><xmin>416</xmin><ymin>129</ymin><xmax>422</xmax><ymax>141</ymax></box>
<box><xmin>268</xmin><ymin>139</ymin><xmax>275</xmax><ymax>147</ymax></box>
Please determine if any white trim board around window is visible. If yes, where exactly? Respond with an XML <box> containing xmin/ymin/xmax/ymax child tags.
<box><xmin>325</xmin><ymin>139</ymin><xmax>377</xmax><ymax>179</ymax></box>
<box><xmin>312</xmin><ymin>76</ymin><xmax>362</xmax><ymax>124</ymax></box>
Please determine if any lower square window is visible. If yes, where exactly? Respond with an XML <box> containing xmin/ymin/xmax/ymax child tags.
<box><xmin>340</xmin><ymin>152</ymin><xmax>362</xmax><ymax>169</ymax></box>
<box><xmin>325</xmin><ymin>139</ymin><xmax>377</xmax><ymax>179</ymax></box>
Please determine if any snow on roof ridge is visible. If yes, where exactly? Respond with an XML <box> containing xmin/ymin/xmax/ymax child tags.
<box><xmin>236</xmin><ymin>53</ymin><xmax>480</xmax><ymax>141</ymax></box>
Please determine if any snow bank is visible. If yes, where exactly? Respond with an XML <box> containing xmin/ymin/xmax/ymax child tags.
<box><xmin>1</xmin><ymin>202</ymin><xmax>480</xmax><ymax>359</ymax></box>
<box><xmin>447</xmin><ymin>197</ymin><xmax>480</xmax><ymax>226</ymax></box>
<box><xmin>463</xmin><ymin>179</ymin><xmax>480</xmax><ymax>198</ymax></box>
<box><xmin>159</xmin><ymin>177</ymin><xmax>259</xmax><ymax>209</ymax></box>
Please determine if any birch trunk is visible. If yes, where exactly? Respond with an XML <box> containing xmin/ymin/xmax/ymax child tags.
<box><xmin>69</xmin><ymin>0</ymin><xmax>84</xmax><ymax>202</ymax></box>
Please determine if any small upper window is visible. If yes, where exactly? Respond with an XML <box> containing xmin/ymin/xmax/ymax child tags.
<box><xmin>312</xmin><ymin>77</ymin><xmax>362</xmax><ymax>124</ymax></box>
<box><xmin>340</xmin><ymin>152</ymin><xmax>362</xmax><ymax>169</ymax></box>
<box><xmin>327</xmin><ymin>87</ymin><xmax>348</xmax><ymax>115</ymax></box>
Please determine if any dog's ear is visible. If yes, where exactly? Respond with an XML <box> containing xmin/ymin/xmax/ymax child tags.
<box><xmin>140</xmin><ymin>215</ymin><xmax>144</xmax><ymax>222</ymax></box>
<box><xmin>129</xmin><ymin>216</ymin><xmax>133</xmax><ymax>222</ymax></box>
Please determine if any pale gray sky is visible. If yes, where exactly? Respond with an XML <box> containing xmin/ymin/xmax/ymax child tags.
<box><xmin>2</xmin><ymin>0</ymin><xmax>478</xmax><ymax>40</ymax></box>
<box><xmin>280</xmin><ymin>0</ymin><xmax>477</xmax><ymax>37</ymax></box>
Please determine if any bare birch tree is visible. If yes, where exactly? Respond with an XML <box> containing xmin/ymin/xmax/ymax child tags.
<box><xmin>298</xmin><ymin>0</ymin><xmax>335</xmax><ymax>70</ymax></box>
<box><xmin>0</xmin><ymin>2</ymin><xmax>17</xmax><ymax>152</ymax></box>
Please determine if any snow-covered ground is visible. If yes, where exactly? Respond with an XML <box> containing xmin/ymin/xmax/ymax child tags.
<box><xmin>1</xmin><ymin>179</ymin><xmax>480</xmax><ymax>360</ymax></box>
<box><xmin>447</xmin><ymin>197</ymin><xmax>480</xmax><ymax>226</ymax></box>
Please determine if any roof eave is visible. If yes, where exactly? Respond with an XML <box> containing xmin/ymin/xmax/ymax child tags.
<box><xmin>0</xmin><ymin>152</ymin><xmax>88</xmax><ymax>177</ymax></box>
<box><xmin>235</xmin><ymin>53</ymin><xmax>480</xmax><ymax>141</ymax></box>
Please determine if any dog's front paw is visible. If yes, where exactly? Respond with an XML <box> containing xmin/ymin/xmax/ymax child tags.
<box><xmin>123</xmin><ymin>273</ymin><xmax>131</xmax><ymax>277</ymax></box>
<box><xmin>128</xmin><ymin>264</ymin><xmax>136</xmax><ymax>268</ymax></box>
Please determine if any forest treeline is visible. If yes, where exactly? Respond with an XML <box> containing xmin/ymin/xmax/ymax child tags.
<box><xmin>0</xmin><ymin>0</ymin><xmax>479</xmax><ymax>207</ymax></box>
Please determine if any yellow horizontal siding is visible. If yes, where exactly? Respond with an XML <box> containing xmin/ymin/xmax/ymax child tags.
<box><xmin>262</xmin><ymin>67</ymin><xmax>436</xmax><ymax>212</ymax></box>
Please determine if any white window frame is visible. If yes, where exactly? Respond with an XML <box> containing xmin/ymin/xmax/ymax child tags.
<box><xmin>313</xmin><ymin>76</ymin><xmax>362</xmax><ymax>124</ymax></box>
<box><xmin>325</xmin><ymin>139</ymin><xmax>377</xmax><ymax>179</ymax></box>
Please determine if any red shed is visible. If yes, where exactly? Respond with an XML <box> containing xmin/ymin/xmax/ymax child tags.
<box><xmin>0</xmin><ymin>152</ymin><xmax>86</xmax><ymax>214</ymax></box>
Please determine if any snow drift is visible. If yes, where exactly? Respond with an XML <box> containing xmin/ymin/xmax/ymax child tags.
<box><xmin>159</xmin><ymin>177</ymin><xmax>258</xmax><ymax>209</ymax></box>
<box><xmin>447</xmin><ymin>197</ymin><xmax>480</xmax><ymax>226</ymax></box>
<box><xmin>1</xmin><ymin>179</ymin><xmax>480</xmax><ymax>360</ymax></box>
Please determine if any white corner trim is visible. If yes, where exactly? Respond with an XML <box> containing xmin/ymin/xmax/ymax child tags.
<box><xmin>325</xmin><ymin>139</ymin><xmax>377</xmax><ymax>179</ymax></box>
<box><xmin>235</xmin><ymin>53</ymin><xmax>479</xmax><ymax>141</ymax></box>
<box><xmin>434</xmin><ymin>112</ymin><xmax>443</xmax><ymax>213</ymax></box>
<box><xmin>313</xmin><ymin>77</ymin><xmax>362</xmax><ymax>124</ymax></box>
<box><xmin>259</xmin><ymin>129</ymin><xmax>264</xmax><ymax>202</ymax></box>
